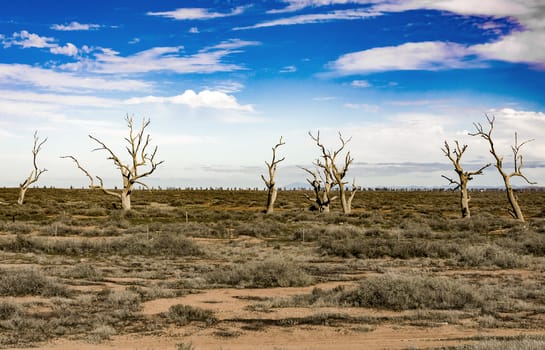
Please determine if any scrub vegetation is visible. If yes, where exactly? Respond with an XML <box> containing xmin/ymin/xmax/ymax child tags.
<box><xmin>0</xmin><ymin>187</ymin><xmax>544</xmax><ymax>349</ymax></box>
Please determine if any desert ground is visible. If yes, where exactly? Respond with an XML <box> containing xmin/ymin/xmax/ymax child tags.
<box><xmin>1</xmin><ymin>188</ymin><xmax>545</xmax><ymax>349</ymax></box>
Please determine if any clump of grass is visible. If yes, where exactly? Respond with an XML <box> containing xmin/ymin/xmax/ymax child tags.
<box><xmin>205</xmin><ymin>258</ymin><xmax>314</xmax><ymax>288</ymax></box>
<box><xmin>105</xmin><ymin>289</ymin><xmax>141</xmax><ymax>312</ymax></box>
<box><xmin>167</xmin><ymin>304</ymin><xmax>217</xmax><ymax>326</ymax></box>
<box><xmin>87</xmin><ymin>324</ymin><xmax>116</xmax><ymax>344</ymax></box>
<box><xmin>0</xmin><ymin>301</ymin><xmax>23</xmax><ymax>320</ymax></box>
<box><xmin>448</xmin><ymin>335</ymin><xmax>545</xmax><ymax>350</ymax></box>
<box><xmin>319</xmin><ymin>235</ymin><xmax>458</xmax><ymax>259</ymax></box>
<box><xmin>339</xmin><ymin>274</ymin><xmax>481</xmax><ymax>310</ymax></box>
<box><xmin>456</xmin><ymin>244</ymin><xmax>529</xmax><ymax>269</ymax></box>
<box><xmin>278</xmin><ymin>274</ymin><xmax>482</xmax><ymax>311</ymax></box>
<box><xmin>0</xmin><ymin>233</ymin><xmax>203</xmax><ymax>257</ymax></box>
<box><xmin>0</xmin><ymin>268</ymin><xmax>70</xmax><ymax>297</ymax></box>
<box><xmin>66</xmin><ymin>263</ymin><xmax>103</xmax><ymax>281</ymax></box>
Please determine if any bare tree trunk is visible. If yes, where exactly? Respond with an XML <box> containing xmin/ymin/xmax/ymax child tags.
<box><xmin>470</xmin><ymin>116</ymin><xmax>535</xmax><ymax>222</ymax></box>
<box><xmin>308</xmin><ymin>131</ymin><xmax>356</xmax><ymax>215</ymax></box>
<box><xmin>62</xmin><ymin>116</ymin><xmax>163</xmax><ymax>211</ymax></box>
<box><xmin>262</xmin><ymin>137</ymin><xmax>285</xmax><ymax>214</ymax></box>
<box><xmin>460</xmin><ymin>181</ymin><xmax>471</xmax><ymax>218</ymax></box>
<box><xmin>301</xmin><ymin>166</ymin><xmax>336</xmax><ymax>213</ymax></box>
<box><xmin>17</xmin><ymin>187</ymin><xmax>28</xmax><ymax>206</ymax></box>
<box><xmin>441</xmin><ymin>140</ymin><xmax>489</xmax><ymax>219</ymax></box>
<box><xmin>121</xmin><ymin>189</ymin><xmax>131</xmax><ymax>211</ymax></box>
<box><xmin>265</xmin><ymin>187</ymin><xmax>277</xmax><ymax>214</ymax></box>
<box><xmin>18</xmin><ymin>131</ymin><xmax>47</xmax><ymax>205</ymax></box>
<box><xmin>504</xmin><ymin>177</ymin><xmax>524</xmax><ymax>221</ymax></box>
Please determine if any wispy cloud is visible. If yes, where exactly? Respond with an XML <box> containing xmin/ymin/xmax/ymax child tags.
<box><xmin>124</xmin><ymin>89</ymin><xmax>255</xmax><ymax>112</ymax></box>
<box><xmin>269</xmin><ymin>0</ymin><xmax>376</xmax><ymax>14</ymax></box>
<box><xmin>280</xmin><ymin>65</ymin><xmax>297</xmax><ymax>73</ymax></box>
<box><xmin>330</xmin><ymin>41</ymin><xmax>482</xmax><ymax>74</ymax></box>
<box><xmin>51</xmin><ymin>21</ymin><xmax>100</xmax><ymax>31</ymax></box>
<box><xmin>63</xmin><ymin>39</ymin><xmax>259</xmax><ymax>74</ymax></box>
<box><xmin>235</xmin><ymin>8</ymin><xmax>379</xmax><ymax>29</ymax></box>
<box><xmin>147</xmin><ymin>6</ymin><xmax>246</xmax><ymax>20</ymax></box>
<box><xmin>344</xmin><ymin>103</ymin><xmax>379</xmax><ymax>112</ymax></box>
<box><xmin>351</xmin><ymin>79</ymin><xmax>371</xmax><ymax>88</ymax></box>
<box><xmin>0</xmin><ymin>64</ymin><xmax>151</xmax><ymax>92</ymax></box>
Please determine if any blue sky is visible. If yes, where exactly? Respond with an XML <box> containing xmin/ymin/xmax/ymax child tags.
<box><xmin>1</xmin><ymin>0</ymin><xmax>544</xmax><ymax>189</ymax></box>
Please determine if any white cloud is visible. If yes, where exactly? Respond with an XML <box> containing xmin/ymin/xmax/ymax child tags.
<box><xmin>371</xmin><ymin>0</ymin><xmax>537</xmax><ymax>18</ymax></box>
<box><xmin>280</xmin><ymin>65</ymin><xmax>297</xmax><ymax>73</ymax></box>
<box><xmin>3</xmin><ymin>30</ymin><xmax>53</xmax><ymax>48</ymax></box>
<box><xmin>208</xmin><ymin>81</ymin><xmax>245</xmax><ymax>93</ymax></box>
<box><xmin>471</xmin><ymin>30</ymin><xmax>545</xmax><ymax>68</ymax></box>
<box><xmin>235</xmin><ymin>8</ymin><xmax>379</xmax><ymax>29</ymax></box>
<box><xmin>147</xmin><ymin>6</ymin><xmax>246</xmax><ymax>20</ymax></box>
<box><xmin>269</xmin><ymin>0</ymin><xmax>377</xmax><ymax>13</ymax></box>
<box><xmin>344</xmin><ymin>103</ymin><xmax>379</xmax><ymax>112</ymax></box>
<box><xmin>128</xmin><ymin>37</ymin><xmax>141</xmax><ymax>44</ymax></box>
<box><xmin>2</xmin><ymin>30</ymin><xmax>80</xmax><ymax>57</ymax></box>
<box><xmin>67</xmin><ymin>39</ymin><xmax>259</xmax><ymax>74</ymax></box>
<box><xmin>368</xmin><ymin>0</ymin><xmax>545</xmax><ymax>69</ymax></box>
<box><xmin>189</xmin><ymin>27</ymin><xmax>200</xmax><ymax>34</ymax></box>
<box><xmin>351</xmin><ymin>79</ymin><xmax>371</xmax><ymax>88</ymax></box>
<box><xmin>124</xmin><ymin>89</ymin><xmax>255</xmax><ymax>112</ymax></box>
<box><xmin>49</xmin><ymin>42</ymin><xmax>78</xmax><ymax>56</ymax></box>
<box><xmin>330</xmin><ymin>41</ymin><xmax>481</xmax><ymax>74</ymax></box>
<box><xmin>51</xmin><ymin>21</ymin><xmax>100</xmax><ymax>31</ymax></box>
<box><xmin>0</xmin><ymin>64</ymin><xmax>151</xmax><ymax>92</ymax></box>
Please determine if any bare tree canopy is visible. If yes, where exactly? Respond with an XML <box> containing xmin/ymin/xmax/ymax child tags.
<box><xmin>261</xmin><ymin>136</ymin><xmax>285</xmax><ymax>214</ymax></box>
<box><xmin>441</xmin><ymin>140</ymin><xmax>490</xmax><ymax>218</ymax></box>
<box><xmin>63</xmin><ymin>115</ymin><xmax>164</xmax><ymax>210</ymax></box>
<box><xmin>308</xmin><ymin>131</ymin><xmax>356</xmax><ymax>214</ymax></box>
<box><xmin>469</xmin><ymin>115</ymin><xmax>536</xmax><ymax>221</ymax></box>
<box><xmin>301</xmin><ymin>164</ymin><xmax>337</xmax><ymax>213</ymax></box>
<box><xmin>18</xmin><ymin>131</ymin><xmax>47</xmax><ymax>205</ymax></box>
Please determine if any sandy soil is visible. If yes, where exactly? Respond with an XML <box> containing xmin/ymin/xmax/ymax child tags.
<box><xmin>13</xmin><ymin>281</ymin><xmax>545</xmax><ymax>350</ymax></box>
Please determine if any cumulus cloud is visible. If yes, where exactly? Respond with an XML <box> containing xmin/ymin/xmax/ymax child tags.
<box><xmin>148</xmin><ymin>6</ymin><xmax>246</xmax><ymax>20</ymax></box>
<box><xmin>0</xmin><ymin>64</ymin><xmax>151</xmax><ymax>92</ymax></box>
<box><xmin>236</xmin><ymin>8</ymin><xmax>378</xmax><ymax>29</ymax></box>
<box><xmin>2</xmin><ymin>30</ymin><xmax>80</xmax><ymax>57</ymax></box>
<box><xmin>2</xmin><ymin>30</ymin><xmax>53</xmax><ymax>48</ymax></box>
<box><xmin>330</xmin><ymin>41</ymin><xmax>481</xmax><ymax>74</ymax></box>
<box><xmin>49</xmin><ymin>43</ymin><xmax>78</xmax><ymax>56</ymax></box>
<box><xmin>51</xmin><ymin>21</ymin><xmax>100</xmax><ymax>31</ymax></box>
<box><xmin>124</xmin><ymin>89</ymin><xmax>254</xmax><ymax>112</ymax></box>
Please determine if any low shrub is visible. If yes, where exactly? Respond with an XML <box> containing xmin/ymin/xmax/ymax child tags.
<box><xmin>167</xmin><ymin>304</ymin><xmax>216</xmax><ymax>326</ymax></box>
<box><xmin>338</xmin><ymin>274</ymin><xmax>481</xmax><ymax>310</ymax></box>
<box><xmin>205</xmin><ymin>258</ymin><xmax>314</xmax><ymax>288</ymax></box>
<box><xmin>0</xmin><ymin>268</ymin><xmax>70</xmax><ymax>297</ymax></box>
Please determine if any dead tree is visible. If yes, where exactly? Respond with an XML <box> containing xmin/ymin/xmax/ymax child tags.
<box><xmin>301</xmin><ymin>164</ymin><xmax>337</xmax><ymax>213</ymax></box>
<box><xmin>309</xmin><ymin>131</ymin><xmax>356</xmax><ymax>214</ymax></box>
<box><xmin>18</xmin><ymin>131</ymin><xmax>47</xmax><ymax>205</ymax></box>
<box><xmin>469</xmin><ymin>115</ymin><xmax>536</xmax><ymax>221</ymax></box>
<box><xmin>261</xmin><ymin>136</ymin><xmax>285</xmax><ymax>214</ymax></box>
<box><xmin>63</xmin><ymin>116</ymin><xmax>163</xmax><ymax>210</ymax></box>
<box><xmin>441</xmin><ymin>140</ymin><xmax>490</xmax><ymax>218</ymax></box>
